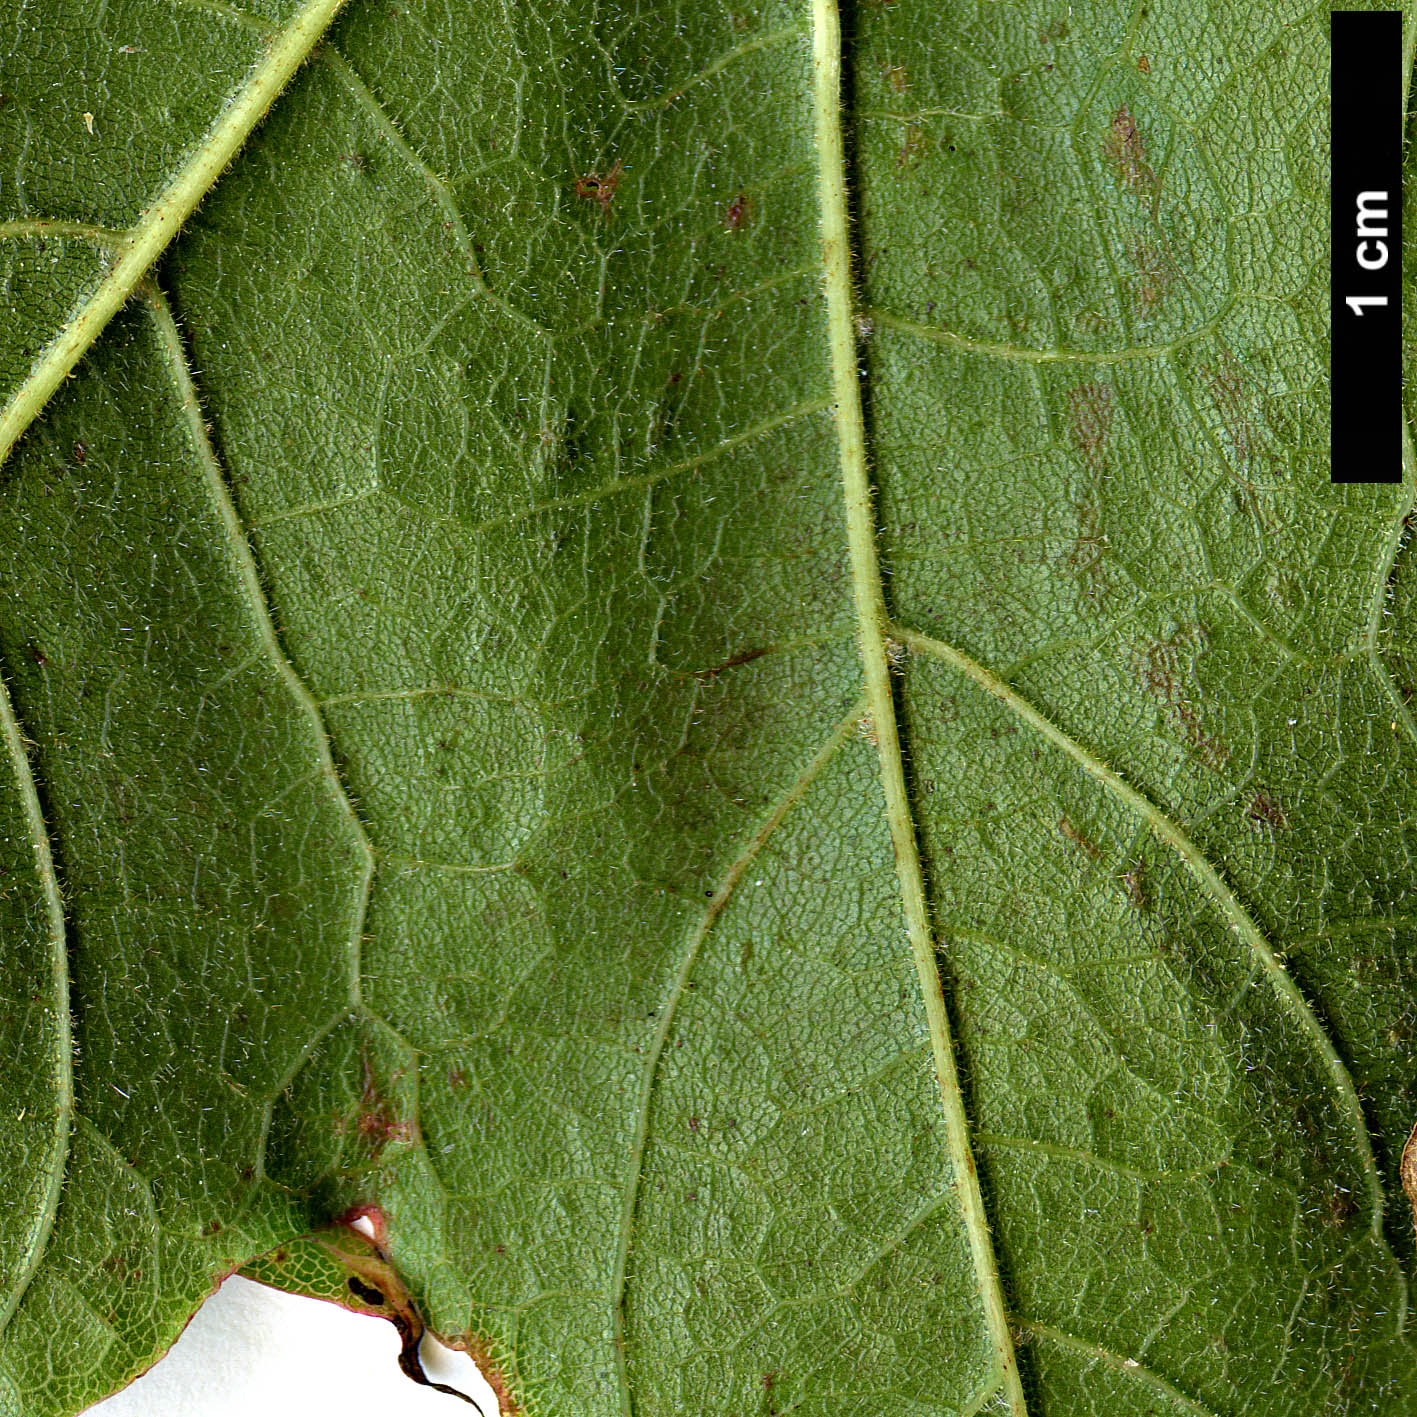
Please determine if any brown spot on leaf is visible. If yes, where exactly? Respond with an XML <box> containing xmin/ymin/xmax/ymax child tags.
<box><xmin>1123</xmin><ymin>862</ymin><xmax>1150</xmax><ymax>910</ymax></box>
<box><xmin>1325</xmin><ymin>1184</ymin><xmax>1356</xmax><ymax>1229</ymax></box>
<box><xmin>1127</xmin><ymin>239</ymin><xmax>1176</xmax><ymax>316</ymax></box>
<box><xmin>1246</xmin><ymin>789</ymin><xmax>1288</xmax><ymax>832</ymax></box>
<box><xmin>1136</xmin><ymin>53</ymin><xmax>1151</xmax><ymax>74</ymax></box>
<box><xmin>357</xmin><ymin>1109</ymin><xmax>414</xmax><ymax>1145</ymax></box>
<box><xmin>1201</xmin><ymin>356</ymin><xmax>1254</xmax><ymax>463</ymax></box>
<box><xmin>353</xmin><ymin>1049</ymin><xmax>417</xmax><ymax>1155</ymax></box>
<box><xmin>1059</xmin><ymin>815</ymin><xmax>1103</xmax><ymax>860</ymax></box>
<box><xmin>724</xmin><ymin>192</ymin><xmax>750</xmax><ymax>230</ymax></box>
<box><xmin>1067</xmin><ymin>383</ymin><xmax>1114</xmax><ymax>475</ymax></box>
<box><xmin>1403</xmin><ymin>1123</ymin><xmax>1417</xmax><ymax>1241</ymax></box>
<box><xmin>1102</xmin><ymin>104</ymin><xmax>1159</xmax><ymax>201</ymax></box>
<box><xmin>879</xmin><ymin>59</ymin><xmax>910</xmax><ymax>92</ymax></box>
<box><xmin>897</xmin><ymin>124</ymin><xmax>928</xmax><ymax>169</ymax></box>
<box><xmin>693</xmin><ymin>646</ymin><xmax>770</xmax><ymax>681</ymax></box>
<box><xmin>1131</xmin><ymin>626</ymin><xmax>1229</xmax><ymax>769</ymax></box>
<box><xmin>574</xmin><ymin>159</ymin><xmax>623</xmax><ymax>216</ymax></box>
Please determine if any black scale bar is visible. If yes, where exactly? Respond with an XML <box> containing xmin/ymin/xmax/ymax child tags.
<box><xmin>1331</xmin><ymin>10</ymin><xmax>1402</xmax><ymax>483</ymax></box>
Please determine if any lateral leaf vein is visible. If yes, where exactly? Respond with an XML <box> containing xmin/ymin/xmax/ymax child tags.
<box><xmin>0</xmin><ymin>0</ymin><xmax>351</xmax><ymax>466</ymax></box>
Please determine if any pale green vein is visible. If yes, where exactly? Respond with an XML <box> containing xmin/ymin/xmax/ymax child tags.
<box><xmin>836</xmin><ymin>1188</ymin><xmax>959</xmax><ymax>1294</ymax></box>
<box><xmin>944</xmin><ymin>922</ymin><xmax>1169</xmax><ymax>979</ymax></box>
<box><xmin>870</xmin><ymin>301</ymin><xmax>1233</xmax><ymax>366</ymax></box>
<box><xmin>774</xmin><ymin>1049</ymin><xmax>921</xmax><ymax>1120</ymax></box>
<box><xmin>379</xmin><ymin>852</ymin><xmax>515</xmax><ymax>877</ymax></box>
<box><xmin>1270</xmin><ymin>1276</ymin><xmax>1311</xmax><ymax>1388</ymax></box>
<box><xmin>894</xmin><ymin>624</ymin><xmax>1388</xmax><ymax>1237</ymax></box>
<box><xmin>0</xmin><ymin>671</ymin><xmax>72</xmax><ymax>1335</ymax></box>
<box><xmin>72</xmin><ymin>1118</ymin><xmax>159</xmax><ymax>1228</ymax></box>
<box><xmin>812</xmin><ymin>2</ymin><xmax>1028</xmax><ymax>1412</ymax></box>
<box><xmin>858</xmin><ymin>107</ymin><xmax>995</xmax><ymax>123</ymax></box>
<box><xmin>159</xmin><ymin>0</ymin><xmax>275</xmax><ymax>34</ymax></box>
<box><xmin>1022</xmin><ymin>1322</ymin><xmax>1221</xmax><ymax>1417</ymax></box>
<box><xmin>612</xmin><ymin>23</ymin><xmax>810</xmax><ymax>113</ymax></box>
<box><xmin>253</xmin><ymin>397</ymin><xmax>830</xmax><ymax>537</ymax></box>
<box><xmin>1118</xmin><ymin>0</ymin><xmax>1149</xmax><ymax>67</ymax></box>
<box><xmin>610</xmin><ymin>693</ymin><xmax>867</xmax><ymax>1417</ymax></box>
<box><xmin>943</xmin><ymin>926</ymin><xmax>1220</xmax><ymax>1133</ymax></box>
<box><xmin>246</xmin><ymin>489</ymin><xmax>376</xmax><ymax>532</ymax></box>
<box><xmin>636</xmin><ymin>261</ymin><xmax>816</xmax><ymax>325</ymax></box>
<box><xmin>1289</xmin><ymin>914</ymin><xmax>1417</xmax><ymax>949</ymax></box>
<box><xmin>200</xmin><ymin>644</ymin><xmax>266</xmax><ymax>697</ymax></box>
<box><xmin>0</xmin><ymin>0</ymin><xmax>351</xmax><ymax>467</ymax></box>
<box><xmin>953</xmin><ymin>1376</ymin><xmax>1008</xmax><ymax>1417</ymax></box>
<box><xmin>145</xmin><ymin>285</ymin><xmax>374</xmax><ymax>1008</ymax></box>
<box><xmin>464</xmin><ymin>396</ymin><xmax>833</xmax><ymax>535</ymax></box>
<box><xmin>319</xmin><ymin>684</ymin><xmax>520</xmax><ymax>709</ymax></box>
<box><xmin>1216</xmin><ymin>583</ymin><xmax>1302</xmax><ymax>662</ymax></box>
<box><xmin>0</xmin><ymin>220</ymin><xmax>125</xmax><ymax>248</ymax></box>
<box><xmin>733</xmin><ymin>1291</ymin><xmax>1003</xmax><ymax>1417</ymax></box>
<box><xmin>319</xmin><ymin>49</ymin><xmax>548</xmax><ymax>337</ymax></box>
<box><xmin>974</xmin><ymin>1134</ymin><xmax>1230</xmax><ymax>1186</ymax></box>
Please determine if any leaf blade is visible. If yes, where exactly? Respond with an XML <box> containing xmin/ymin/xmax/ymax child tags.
<box><xmin>4</xmin><ymin>2</ymin><xmax>1417</xmax><ymax>1414</ymax></box>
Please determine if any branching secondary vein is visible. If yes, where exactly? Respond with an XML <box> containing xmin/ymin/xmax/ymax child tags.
<box><xmin>610</xmin><ymin>695</ymin><xmax>867</xmax><ymax>1416</ymax></box>
<box><xmin>892</xmin><ymin>623</ymin><xmax>1389</xmax><ymax>1240</ymax></box>
<box><xmin>1021</xmin><ymin>1322</ymin><xmax>1221</xmax><ymax>1417</ymax></box>
<box><xmin>145</xmin><ymin>285</ymin><xmax>374</xmax><ymax>1010</ymax></box>
<box><xmin>0</xmin><ymin>0</ymin><xmax>351</xmax><ymax>467</ymax></box>
<box><xmin>870</xmin><ymin>301</ymin><xmax>1235</xmax><ymax>365</ymax></box>
<box><xmin>0</xmin><ymin>672</ymin><xmax>72</xmax><ymax>1336</ymax></box>
<box><xmin>1366</xmin><ymin>425</ymin><xmax>1417</xmax><ymax>745</ymax></box>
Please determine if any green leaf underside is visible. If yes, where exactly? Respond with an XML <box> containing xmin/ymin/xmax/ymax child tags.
<box><xmin>1</xmin><ymin>2</ymin><xmax>1416</xmax><ymax>1416</ymax></box>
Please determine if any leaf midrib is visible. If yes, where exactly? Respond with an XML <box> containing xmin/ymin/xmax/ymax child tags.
<box><xmin>810</xmin><ymin>1</ymin><xmax>1028</xmax><ymax>1413</ymax></box>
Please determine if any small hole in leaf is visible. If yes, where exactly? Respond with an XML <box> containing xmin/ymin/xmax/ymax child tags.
<box><xmin>347</xmin><ymin>1277</ymin><xmax>385</xmax><ymax>1307</ymax></box>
